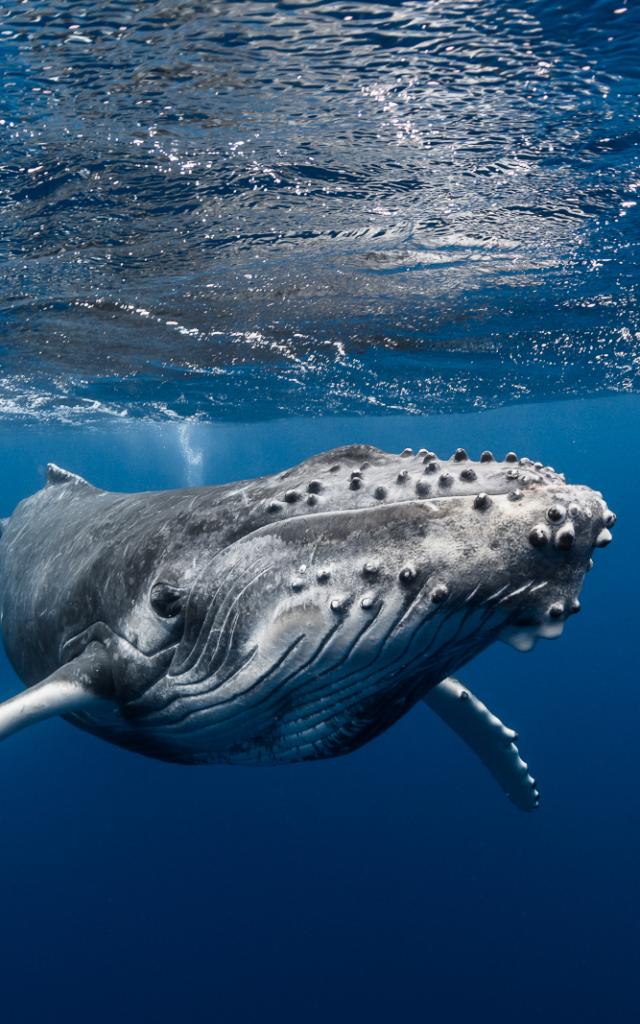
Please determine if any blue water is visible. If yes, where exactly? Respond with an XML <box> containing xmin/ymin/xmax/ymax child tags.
<box><xmin>1</xmin><ymin>2</ymin><xmax>639</xmax><ymax>1022</ymax></box>
<box><xmin>1</xmin><ymin>398</ymin><xmax>637</xmax><ymax>1022</ymax></box>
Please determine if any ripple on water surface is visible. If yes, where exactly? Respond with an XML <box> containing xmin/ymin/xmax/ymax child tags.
<box><xmin>1</xmin><ymin>0</ymin><xmax>639</xmax><ymax>420</ymax></box>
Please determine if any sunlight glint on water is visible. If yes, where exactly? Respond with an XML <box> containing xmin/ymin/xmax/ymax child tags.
<box><xmin>1</xmin><ymin>0</ymin><xmax>639</xmax><ymax>419</ymax></box>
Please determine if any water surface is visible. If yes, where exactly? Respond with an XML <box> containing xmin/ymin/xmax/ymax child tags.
<box><xmin>1</xmin><ymin>0</ymin><xmax>639</xmax><ymax>418</ymax></box>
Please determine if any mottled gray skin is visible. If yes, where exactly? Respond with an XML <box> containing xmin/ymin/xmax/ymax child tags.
<box><xmin>0</xmin><ymin>444</ymin><xmax>614</xmax><ymax>765</ymax></box>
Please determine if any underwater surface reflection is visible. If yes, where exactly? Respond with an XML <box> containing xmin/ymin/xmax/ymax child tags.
<box><xmin>1</xmin><ymin>0</ymin><xmax>640</xmax><ymax>419</ymax></box>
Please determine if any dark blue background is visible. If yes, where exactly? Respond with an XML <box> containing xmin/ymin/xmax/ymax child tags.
<box><xmin>1</xmin><ymin>396</ymin><xmax>637</xmax><ymax>1023</ymax></box>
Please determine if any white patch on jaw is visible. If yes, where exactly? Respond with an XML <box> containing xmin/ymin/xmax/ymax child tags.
<box><xmin>500</xmin><ymin>628</ymin><xmax>539</xmax><ymax>652</ymax></box>
<box><xmin>537</xmin><ymin>619</ymin><xmax>565</xmax><ymax>640</ymax></box>
<box><xmin>500</xmin><ymin>618</ymin><xmax>565</xmax><ymax>652</ymax></box>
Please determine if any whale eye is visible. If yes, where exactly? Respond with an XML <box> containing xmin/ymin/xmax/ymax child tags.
<box><xmin>150</xmin><ymin>581</ymin><xmax>185</xmax><ymax>619</ymax></box>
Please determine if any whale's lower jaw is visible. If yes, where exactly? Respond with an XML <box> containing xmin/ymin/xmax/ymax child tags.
<box><xmin>66</xmin><ymin>671</ymin><xmax>430</xmax><ymax>765</ymax></box>
<box><xmin>64</xmin><ymin>607</ymin><xmax>504</xmax><ymax>766</ymax></box>
<box><xmin>500</xmin><ymin>617</ymin><xmax>566</xmax><ymax>652</ymax></box>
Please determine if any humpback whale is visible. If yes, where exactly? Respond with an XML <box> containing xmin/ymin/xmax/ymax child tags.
<box><xmin>0</xmin><ymin>445</ymin><xmax>615</xmax><ymax>810</ymax></box>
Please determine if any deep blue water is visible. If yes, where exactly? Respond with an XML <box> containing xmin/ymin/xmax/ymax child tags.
<box><xmin>1</xmin><ymin>398</ymin><xmax>638</xmax><ymax>1023</ymax></box>
<box><xmin>1</xmin><ymin>2</ymin><xmax>640</xmax><ymax>1022</ymax></box>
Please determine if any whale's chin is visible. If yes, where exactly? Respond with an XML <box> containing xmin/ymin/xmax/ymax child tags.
<box><xmin>500</xmin><ymin>619</ymin><xmax>566</xmax><ymax>652</ymax></box>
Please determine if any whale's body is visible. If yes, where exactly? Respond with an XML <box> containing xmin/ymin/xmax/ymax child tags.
<box><xmin>0</xmin><ymin>444</ymin><xmax>615</xmax><ymax>809</ymax></box>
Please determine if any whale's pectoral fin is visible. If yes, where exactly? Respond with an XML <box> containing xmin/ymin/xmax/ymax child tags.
<box><xmin>424</xmin><ymin>677</ymin><xmax>540</xmax><ymax>812</ymax></box>
<box><xmin>0</xmin><ymin>643</ymin><xmax>112</xmax><ymax>743</ymax></box>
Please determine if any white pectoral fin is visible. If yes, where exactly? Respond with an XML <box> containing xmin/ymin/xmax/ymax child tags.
<box><xmin>424</xmin><ymin>677</ymin><xmax>540</xmax><ymax>812</ymax></box>
<box><xmin>0</xmin><ymin>645</ymin><xmax>111</xmax><ymax>743</ymax></box>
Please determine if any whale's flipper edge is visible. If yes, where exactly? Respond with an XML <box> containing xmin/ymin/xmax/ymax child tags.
<box><xmin>0</xmin><ymin>645</ymin><xmax>112</xmax><ymax>743</ymax></box>
<box><xmin>424</xmin><ymin>677</ymin><xmax>540</xmax><ymax>812</ymax></box>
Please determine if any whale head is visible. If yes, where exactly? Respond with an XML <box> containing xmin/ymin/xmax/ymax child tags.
<box><xmin>106</xmin><ymin>445</ymin><xmax>614</xmax><ymax>763</ymax></box>
<box><xmin>0</xmin><ymin>445</ymin><xmax>616</xmax><ymax>781</ymax></box>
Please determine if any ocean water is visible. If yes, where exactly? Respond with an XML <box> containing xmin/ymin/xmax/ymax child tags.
<box><xmin>1</xmin><ymin>2</ymin><xmax>639</xmax><ymax>1023</ymax></box>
